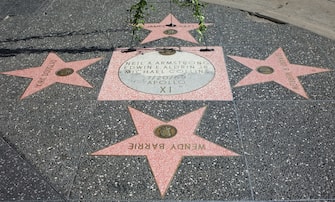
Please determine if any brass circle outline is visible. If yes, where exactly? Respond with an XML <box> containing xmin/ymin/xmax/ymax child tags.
<box><xmin>163</xmin><ymin>29</ymin><xmax>178</xmax><ymax>35</ymax></box>
<box><xmin>256</xmin><ymin>66</ymin><xmax>274</xmax><ymax>74</ymax></box>
<box><xmin>158</xmin><ymin>48</ymin><xmax>176</xmax><ymax>55</ymax></box>
<box><xmin>56</xmin><ymin>68</ymin><xmax>74</xmax><ymax>76</ymax></box>
<box><xmin>154</xmin><ymin>125</ymin><xmax>177</xmax><ymax>139</ymax></box>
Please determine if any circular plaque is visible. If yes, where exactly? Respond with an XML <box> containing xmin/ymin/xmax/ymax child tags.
<box><xmin>163</xmin><ymin>29</ymin><xmax>178</xmax><ymax>35</ymax></box>
<box><xmin>256</xmin><ymin>66</ymin><xmax>274</xmax><ymax>74</ymax></box>
<box><xmin>119</xmin><ymin>51</ymin><xmax>215</xmax><ymax>95</ymax></box>
<box><xmin>154</xmin><ymin>125</ymin><xmax>177</xmax><ymax>139</ymax></box>
<box><xmin>158</xmin><ymin>48</ymin><xmax>176</xmax><ymax>55</ymax></box>
<box><xmin>56</xmin><ymin>68</ymin><xmax>74</xmax><ymax>76</ymax></box>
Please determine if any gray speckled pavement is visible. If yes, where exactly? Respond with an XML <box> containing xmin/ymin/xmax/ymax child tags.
<box><xmin>0</xmin><ymin>0</ymin><xmax>334</xmax><ymax>201</ymax></box>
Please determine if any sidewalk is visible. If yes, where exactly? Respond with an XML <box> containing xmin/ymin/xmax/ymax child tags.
<box><xmin>203</xmin><ymin>0</ymin><xmax>335</xmax><ymax>40</ymax></box>
<box><xmin>0</xmin><ymin>0</ymin><xmax>334</xmax><ymax>201</ymax></box>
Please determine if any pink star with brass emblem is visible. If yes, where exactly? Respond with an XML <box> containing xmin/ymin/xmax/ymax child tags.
<box><xmin>228</xmin><ymin>48</ymin><xmax>332</xmax><ymax>98</ymax></box>
<box><xmin>1</xmin><ymin>52</ymin><xmax>102</xmax><ymax>99</ymax></box>
<box><xmin>141</xmin><ymin>13</ymin><xmax>212</xmax><ymax>44</ymax></box>
<box><xmin>92</xmin><ymin>106</ymin><xmax>239</xmax><ymax>197</ymax></box>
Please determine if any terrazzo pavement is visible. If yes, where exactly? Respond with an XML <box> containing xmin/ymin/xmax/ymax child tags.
<box><xmin>0</xmin><ymin>0</ymin><xmax>334</xmax><ymax>201</ymax></box>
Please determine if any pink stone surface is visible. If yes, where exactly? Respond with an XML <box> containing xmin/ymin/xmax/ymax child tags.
<box><xmin>1</xmin><ymin>52</ymin><xmax>102</xmax><ymax>99</ymax></box>
<box><xmin>141</xmin><ymin>13</ymin><xmax>212</xmax><ymax>44</ymax></box>
<box><xmin>98</xmin><ymin>47</ymin><xmax>233</xmax><ymax>101</ymax></box>
<box><xmin>229</xmin><ymin>48</ymin><xmax>332</xmax><ymax>99</ymax></box>
<box><xmin>92</xmin><ymin>106</ymin><xmax>239</xmax><ymax>196</ymax></box>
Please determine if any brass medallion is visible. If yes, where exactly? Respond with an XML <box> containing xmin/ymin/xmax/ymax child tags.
<box><xmin>158</xmin><ymin>48</ymin><xmax>176</xmax><ymax>55</ymax></box>
<box><xmin>56</xmin><ymin>68</ymin><xmax>74</xmax><ymax>76</ymax></box>
<box><xmin>256</xmin><ymin>66</ymin><xmax>274</xmax><ymax>74</ymax></box>
<box><xmin>163</xmin><ymin>29</ymin><xmax>178</xmax><ymax>35</ymax></box>
<box><xmin>154</xmin><ymin>125</ymin><xmax>177</xmax><ymax>139</ymax></box>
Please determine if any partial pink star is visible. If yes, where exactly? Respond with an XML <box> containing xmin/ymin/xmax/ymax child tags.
<box><xmin>1</xmin><ymin>52</ymin><xmax>102</xmax><ymax>99</ymax></box>
<box><xmin>228</xmin><ymin>48</ymin><xmax>332</xmax><ymax>98</ymax></box>
<box><xmin>92</xmin><ymin>106</ymin><xmax>239</xmax><ymax>197</ymax></box>
<box><xmin>141</xmin><ymin>13</ymin><xmax>212</xmax><ymax>44</ymax></box>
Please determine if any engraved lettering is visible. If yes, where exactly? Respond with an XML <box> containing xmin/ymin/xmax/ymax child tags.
<box><xmin>128</xmin><ymin>143</ymin><xmax>165</xmax><ymax>150</ymax></box>
<box><xmin>170</xmin><ymin>144</ymin><xmax>206</xmax><ymax>150</ymax></box>
<box><xmin>285</xmin><ymin>72</ymin><xmax>300</xmax><ymax>89</ymax></box>
<box><xmin>275</xmin><ymin>52</ymin><xmax>290</xmax><ymax>71</ymax></box>
<box><xmin>177</xmin><ymin>144</ymin><xmax>184</xmax><ymax>150</ymax></box>
<box><xmin>35</xmin><ymin>59</ymin><xmax>57</xmax><ymax>87</ymax></box>
<box><xmin>197</xmin><ymin>144</ymin><xmax>205</xmax><ymax>150</ymax></box>
<box><xmin>118</xmin><ymin>51</ymin><xmax>216</xmax><ymax>95</ymax></box>
<box><xmin>145</xmin><ymin>143</ymin><xmax>150</xmax><ymax>149</ymax></box>
<box><xmin>160</xmin><ymin>86</ymin><xmax>166</xmax><ymax>93</ymax></box>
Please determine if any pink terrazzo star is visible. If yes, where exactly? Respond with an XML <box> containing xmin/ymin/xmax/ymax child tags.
<box><xmin>1</xmin><ymin>53</ymin><xmax>102</xmax><ymax>99</ymax></box>
<box><xmin>141</xmin><ymin>13</ymin><xmax>212</xmax><ymax>44</ymax></box>
<box><xmin>92</xmin><ymin>106</ymin><xmax>239</xmax><ymax>197</ymax></box>
<box><xmin>228</xmin><ymin>48</ymin><xmax>332</xmax><ymax>98</ymax></box>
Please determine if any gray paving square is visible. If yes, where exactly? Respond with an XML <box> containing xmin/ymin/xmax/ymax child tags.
<box><xmin>0</xmin><ymin>137</ymin><xmax>63</xmax><ymax>201</ymax></box>
<box><xmin>4</xmin><ymin>100</ymin><xmax>96</xmax><ymax>196</ymax></box>
<box><xmin>0</xmin><ymin>52</ymin><xmax>107</xmax><ymax>101</ymax></box>
<box><xmin>225</xmin><ymin>45</ymin><xmax>334</xmax><ymax>100</ymax></box>
<box><xmin>69</xmin><ymin>101</ymin><xmax>250</xmax><ymax>200</ymax></box>
<box><xmin>236</xmin><ymin>101</ymin><xmax>335</xmax><ymax>200</ymax></box>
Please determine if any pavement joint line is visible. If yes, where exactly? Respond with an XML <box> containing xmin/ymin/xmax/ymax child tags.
<box><xmin>1</xmin><ymin>136</ymin><xmax>66</xmax><ymax>201</ymax></box>
<box><xmin>232</xmin><ymin>101</ymin><xmax>255</xmax><ymax>200</ymax></box>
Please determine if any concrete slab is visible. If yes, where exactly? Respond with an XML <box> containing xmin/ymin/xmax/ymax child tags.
<box><xmin>236</xmin><ymin>101</ymin><xmax>335</xmax><ymax>200</ymax></box>
<box><xmin>91</xmin><ymin>106</ymin><xmax>239</xmax><ymax>197</ymax></box>
<box><xmin>4</xmin><ymin>100</ymin><xmax>96</xmax><ymax>196</ymax></box>
<box><xmin>70</xmin><ymin>101</ymin><xmax>250</xmax><ymax>200</ymax></box>
<box><xmin>0</xmin><ymin>137</ymin><xmax>63</xmax><ymax>201</ymax></box>
<box><xmin>203</xmin><ymin>0</ymin><xmax>335</xmax><ymax>40</ymax></box>
<box><xmin>1</xmin><ymin>53</ymin><xmax>102</xmax><ymax>99</ymax></box>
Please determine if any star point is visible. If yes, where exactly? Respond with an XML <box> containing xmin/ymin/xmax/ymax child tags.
<box><xmin>229</xmin><ymin>48</ymin><xmax>332</xmax><ymax>99</ymax></box>
<box><xmin>1</xmin><ymin>53</ymin><xmax>102</xmax><ymax>99</ymax></box>
<box><xmin>92</xmin><ymin>106</ymin><xmax>239</xmax><ymax>196</ymax></box>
